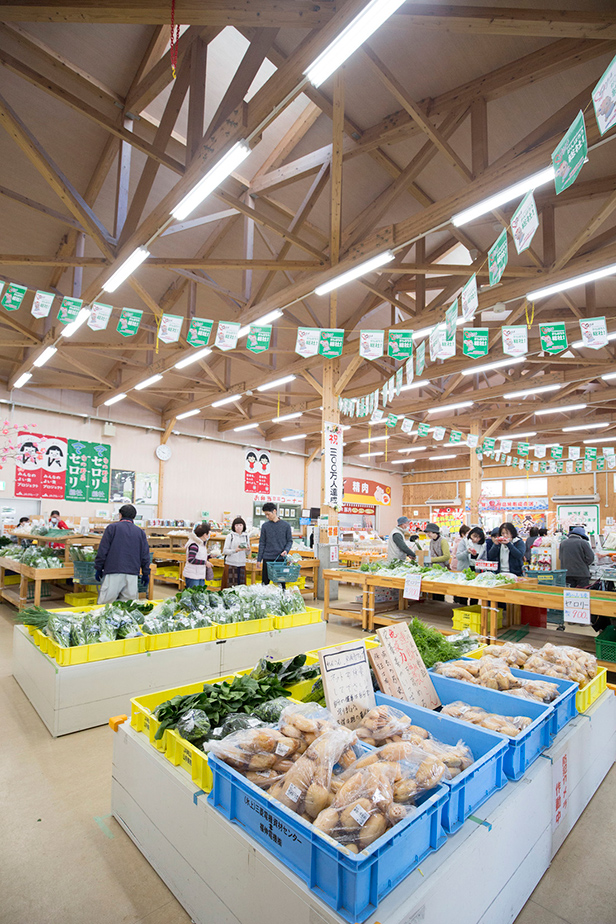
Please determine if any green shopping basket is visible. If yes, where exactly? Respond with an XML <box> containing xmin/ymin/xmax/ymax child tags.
<box><xmin>266</xmin><ymin>556</ymin><xmax>301</xmax><ymax>584</ymax></box>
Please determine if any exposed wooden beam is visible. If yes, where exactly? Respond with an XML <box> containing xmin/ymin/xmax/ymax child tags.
<box><xmin>554</xmin><ymin>189</ymin><xmax>616</xmax><ymax>271</ymax></box>
<box><xmin>395</xmin><ymin>6</ymin><xmax>616</xmax><ymax>40</ymax></box>
<box><xmin>0</xmin><ymin>184</ymin><xmax>85</xmax><ymax>231</ymax></box>
<box><xmin>471</xmin><ymin>98</ymin><xmax>488</xmax><ymax>176</ymax></box>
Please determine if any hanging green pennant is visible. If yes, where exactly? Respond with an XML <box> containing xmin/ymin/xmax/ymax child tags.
<box><xmin>482</xmin><ymin>437</ymin><xmax>496</xmax><ymax>452</ymax></box>
<box><xmin>592</xmin><ymin>54</ymin><xmax>616</xmax><ymax>136</ymax></box>
<box><xmin>510</xmin><ymin>191</ymin><xmax>539</xmax><ymax>254</ymax></box>
<box><xmin>585</xmin><ymin>446</ymin><xmax>597</xmax><ymax>460</ymax></box>
<box><xmin>417</xmin><ymin>422</ymin><xmax>430</xmax><ymax>437</ymax></box>
<box><xmin>388</xmin><ymin>330</ymin><xmax>413</xmax><ymax>360</ymax></box>
<box><xmin>552</xmin><ymin>110</ymin><xmax>587</xmax><ymax>194</ymax></box>
<box><xmin>556</xmin><ymin>461</ymin><xmax>564</xmax><ymax>473</ymax></box>
<box><xmin>186</xmin><ymin>317</ymin><xmax>213</xmax><ymax>347</ymax></box>
<box><xmin>246</xmin><ymin>325</ymin><xmax>272</xmax><ymax>354</ymax></box>
<box><xmin>1</xmin><ymin>283</ymin><xmax>28</xmax><ymax>312</ymax></box>
<box><xmin>386</xmin><ymin>414</ymin><xmax>398</xmax><ymax>428</ymax></box>
<box><xmin>319</xmin><ymin>328</ymin><xmax>344</xmax><ymax>357</ymax></box>
<box><xmin>539</xmin><ymin>322</ymin><xmax>568</xmax><ymax>354</ymax></box>
<box><xmin>461</xmin><ymin>275</ymin><xmax>478</xmax><ymax>321</ymax></box>
<box><xmin>463</xmin><ymin>328</ymin><xmax>489</xmax><ymax>358</ymax></box>
<box><xmin>517</xmin><ymin>442</ymin><xmax>530</xmax><ymax>457</ymax></box>
<box><xmin>416</xmin><ymin>340</ymin><xmax>426</xmax><ymax>376</ymax></box>
<box><xmin>596</xmin><ymin>456</ymin><xmax>606</xmax><ymax>472</ymax></box>
<box><xmin>488</xmin><ymin>229</ymin><xmax>508</xmax><ymax>286</ymax></box>
<box><xmin>540</xmin><ymin>461</ymin><xmax>547</xmax><ymax>473</ymax></box>
<box><xmin>395</xmin><ymin>366</ymin><xmax>404</xmax><ymax>394</ymax></box>
<box><xmin>449</xmin><ymin>430</ymin><xmax>463</xmax><ymax>444</ymax></box>
<box><xmin>551</xmin><ymin>445</ymin><xmax>563</xmax><ymax>459</ymax></box>
<box><xmin>57</xmin><ymin>296</ymin><xmax>83</xmax><ymax>325</ymax></box>
<box><xmin>117</xmin><ymin>307</ymin><xmax>143</xmax><ymax>337</ymax></box>
<box><xmin>575</xmin><ymin>459</ymin><xmax>584</xmax><ymax>473</ymax></box>
<box><xmin>445</xmin><ymin>300</ymin><xmax>458</xmax><ymax>341</ymax></box>
<box><xmin>525</xmin><ymin>460</ymin><xmax>532</xmax><ymax>471</ymax></box>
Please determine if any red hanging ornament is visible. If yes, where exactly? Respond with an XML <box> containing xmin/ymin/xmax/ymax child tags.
<box><xmin>170</xmin><ymin>0</ymin><xmax>180</xmax><ymax>79</ymax></box>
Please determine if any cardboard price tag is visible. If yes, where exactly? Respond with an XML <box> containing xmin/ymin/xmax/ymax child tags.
<box><xmin>318</xmin><ymin>642</ymin><xmax>376</xmax><ymax>728</ymax></box>
<box><xmin>563</xmin><ymin>589</ymin><xmax>590</xmax><ymax>625</ymax></box>
<box><xmin>474</xmin><ymin>559</ymin><xmax>498</xmax><ymax>571</ymax></box>
<box><xmin>403</xmin><ymin>574</ymin><xmax>422</xmax><ymax>600</ymax></box>
<box><xmin>376</xmin><ymin>624</ymin><xmax>440</xmax><ymax>709</ymax></box>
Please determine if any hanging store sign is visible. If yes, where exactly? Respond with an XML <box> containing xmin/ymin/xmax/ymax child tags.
<box><xmin>579</xmin><ymin>316</ymin><xmax>608</xmax><ymax>349</ymax></box>
<box><xmin>324</xmin><ymin>421</ymin><xmax>343</xmax><ymax>509</ymax></box>
<box><xmin>117</xmin><ymin>308</ymin><xmax>142</xmax><ymax>337</ymax></box>
<box><xmin>159</xmin><ymin>314</ymin><xmax>183</xmax><ymax>344</ymax></box>
<box><xmin>295</xmin><ymin>327</ymin><xmax>320</xmax><ymax>357</ymax></box>
<box><xmin>57</xmin><ymin>296</ymin><xmax>82</xmax><ymax>325</ymax></box>
<box><xmin>186</xmin><ymin>317</ymin><xmax>213</xmax><ymax>347</ymax></box>
<box><xmin>340</xmin><ymin>504</ymin><xmax>377</xmax><ymax>516</ymax></box>
<box><xmin>31</xmin><ymin>290</ymin><xmax>54</xmax><ymax>319</ymax></box>
<box><xmin>465</xmin><ymin>497</ymin><xmax>549</xmax><ymax>511</ymax></box>
<box><xmin>15</xmin><ymin>431</ymin><xmax>68</xmax><ymax>499</ymax></box>
<box><xmin>592</xmin><ymin>53</ymin><xmax>616</xmax><ymax>136</ymax></box>
<box><xmin>319</xmin><ymin>329</ymin><xmax>344</xmax><ymax>357</ymax></box>
<box><xmin>461</xmin><ymin>274</ymin><xmax>478</xmax><ymax>321</ymax></box>
<box><xmin>388</xmin><ymin>330</ymin><xmax>413</xmax><ymax>360</ymax></box>
<box><xmin>246</xmin><ymin>325</ymin><xmax>272</xmax><ymax>354</ymax></box>
<box><xmin>215</xmin><ymin>320</ymin><xmax>240</xmax><ymax>351</ymax></box>
<box><xmin>359</xmin><ymin>329</ymin><xmax>384</xmax><ymax>360</ymax></box>
<box><xmin>343</xmin><ymin>478</ymin><xmax>391</xmax><ymax>506</ymax></box>
<box><xmin>244</xmin><ymin>448</ymin><xmax>270</xmax><ymax>494</ymax></box>
<box><xmin>510</xmin><ymin>191</ymin><xmax>539</xmax><ymax>254</ymax></box>
<box><xmin>539</xmin><ymin>323</ymin><xmax>568</xmax><ymax>354</ymax></box>
<box><xmin>88</xmin><ymin>302</ymin><xmax>113</xmax><ymax>331</ymax></box>
<box><xmin>488</xmin><ymin>228</ymin><xmax>508</xmax><ymax>286</ymax></box>
<box><xmin>552</xmin><ymin>110</ymin><xmax>587</xmax><ymax>195</ymax></box>
<box><xmin>1</xmin><ymin>283</ymin><xmax>27</xmax><ymax>312</ymax></box>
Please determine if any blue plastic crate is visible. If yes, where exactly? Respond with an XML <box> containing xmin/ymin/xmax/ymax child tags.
<box><xmin>509</xmin><ymin>667</ymin><xmax>578</xmax><ymax>737</ymax></box>
<box><xmin>428</xmin><ymin>674</ymin><xmax>553</xmax><ymax>781</ymax></box>
<box><xmin>525</xmin><ymin>569</ymin><xmax>567</xmax><ymax>586</ymax></box>
<box><xmin>374</xmin><ymin>692</ymin><xmax>507</xmax><ymax>833</ymax></box>
<box><xmin>208</xmin><ymin>753</ymin><xmax>448</xmax><ymax>924</ymax></box>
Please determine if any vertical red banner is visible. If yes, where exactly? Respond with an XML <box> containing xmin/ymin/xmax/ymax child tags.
<box><xmin>14</xmin><ymin>432</ymin><xmax>68</xmax><ymax>498</ymax></box>
<box><xmin>244</xmin><ymin>448</ymin><xmax>270</xmax><ymax>493</ymax></box>
<box><xmin>15</xmin><ymin>431</ymin><xmax>42</xmax><ymax>497</ymax></box>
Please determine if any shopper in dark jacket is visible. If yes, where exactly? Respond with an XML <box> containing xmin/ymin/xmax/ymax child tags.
<box><xmin>94</xmin><ymin>504</ymin><xmax>150</xmax><ymax>602</ymax></box>
<box><xmin>524</xmin><ymin>526</ymin><xmax>539</xmax><ymax>562</ymax></box>
<box><xmin>487</xmin><ymin>522</ymin><xmax>525</xmax><ymax>576</ymax></box>
<box><xmin>559</xmin><ymin>526</ymin><xmax>594</xmax><ymax>587</ymax></box>
<box><xmin>258</xmin><ymin>502</ymin><xmax>292</xmax><ymax>587</ymax></box>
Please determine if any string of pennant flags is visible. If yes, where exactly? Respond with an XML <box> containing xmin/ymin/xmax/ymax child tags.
<box><xmin>1</xmin><ymin>56</ymin><xmax>615</xmax><ymax>371</ymax></box>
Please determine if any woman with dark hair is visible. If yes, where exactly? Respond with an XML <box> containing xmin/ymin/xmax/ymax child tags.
<box><xmin>487</xmin><ymin>522</ymin><xmax>526</xmax><ymax>575</ymax></box>
<box><xmin>223</xmin><ymin>516</ymin><xmax>248</xmax><ymax>586</ymax></box>
<box><xmin>452</xmin><ymin>524</ymin><xmax>470</xmax><ymax>572</ymax></box>
<box><xmin>183</xmin><ymin>522</ymin><xmax>213</xmax><ymax>588</ymax></box>
<box><xmin>525</xmin><ymin>526</ymin><xmax>539</xmax><ymax>562</ymax></box>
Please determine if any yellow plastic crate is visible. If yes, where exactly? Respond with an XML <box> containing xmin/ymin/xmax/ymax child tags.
<box><xmin>33</xmin><ymin>627</ymin><xmax>148</xmax><ymax>666</ymax></box>
<box><xmin>4</xmin><ymin>574</ymin><xmax>20</xmax><ymax>585</ymax></box>
<box><xmin>64</xmin><ymin>592</ymin><xmax>97</xmax><ymax>605</ymax></box>
<box><xmin>576</xmin><ymin>667</ymin><xmax>607</xmax><ymax>713</ymax></box>
<box><xmin>215</xmin><ymin>615</ymin><xmax>274</xmax><ymax>638</ymax></box>
<box><xmin>452</xmin><ymin>606</ymin><xmax>503</xmax><ymax>632</ymax></box>
<box><xmin>272</xmin><ymin>607</ymin><xmax>322</xmax><ymax>630</ymax></box>
<box><xmin>144</xmin><ymin>624</ymin><xmax>217</xmax><ymax>651</ymax></box>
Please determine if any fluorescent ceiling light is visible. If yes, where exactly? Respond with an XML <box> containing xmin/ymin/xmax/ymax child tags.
<box><xmin>314</xmin><ymin>251</ymin><xmax>394</xmax><ymax>296</ymax></box>
<box><xmin>135</xmin><ymin>373</ymin><xmax>163</xmax><ymax>390</ymax></box>
<box><xmin>527</xmin><ymin>262</ymin><xmax>616</xmax><ymax>302</ymax></box>
<box><xmin>427</xmin><ymin>400</ymin><xmax>473</xmax><ymax>414</ymax></box>
<box><xmin>461</xmin><ymin>356</ymin><xmax>524</xmax><ymax>376</ymax></box>
<box><xmin>400</xmin><ymin>379</ymin><xmax>431</xmax><ymax>391</ymax></box>
<box><xmin>257</xmin><ymin>374</ymin><xmax>296</xmax><ymax>392</ymax></box>
<box><xmin>234</xmin><ymin>423</ymin><xmax>260</xmax><ymax>431</ymax></box>
<box><xmin>174</xmin><ymin>347</ymin><xmax>212</xmax><ymax>369</ymax></box>
<box><xmin>33</xmin><ymin>346</ymin><xmax>57</xmax><ymax>367</ymax></box>
<box><xmin>104</xmin><ymin>393</ymin><xmax>126</xmax><ymax>406</ymax></box>
<box><xmin>13</xmin><ymin>372</ymin><xmax>32</xmax><ymax>389</ymax></box>
<box><xmin>500</xmin><ymin>431</ymin><xmax>537</xmax><ymax>439</ymax></box>
<box><xmin>340</xmin><ymin>425</ymin><xmax>351</xmax><ymax>431</ymax></box>
<box><xmin>563</xmin><ymin>422</ymin><xmax>609</xmax><ymax>432</ymax></box>
<box><xmin>535</xmin><ymin>403</ymin><xmax>587</xmax><ymax>415</ymax></box>
<box><xmin>281</xmin><ymin>434</ymin><xmax>306</xmax><ymax>442</ymax></box>
<box><xmin>61</xmin><ymin>307</ymin><xmax>91</xmax><ymax>338</ymax></box>
<box><xmin>398</xmin><ymin>446</ymin><xmax>427</xmax><ymax>453</ymax></box>
<box><xmin>504</xmin><ymin>384</ymin><xmax>561</xmax><ymax>399</ymax></box>
<box><xmin>601</xmin><ymin>371</ymin><xmax>616</xmax><ymax>381</ymax></box>
<box><xmin>171</xmin><ymin>141</ymin><xmax>251</xmax><ymax>221</ymax></box>
<box><xmin>414</xmin><ymin>318</ymin><xmax>465</xmax><ymax>340</ymax></box>
<box><xmin>572</xmin><ymin>331</ymin><xmax>616</xmax><ymax>349</ymax></box>
<box><xmin>429</xmin><ymin>454</ymin><xmax>457</xmax><ymax>460</ymax></box>
<box><xmin>452</xmin><ymin>166</ymin><xmax>555</xmax><ymax>227</ymax></box>
<box><xmin>176</xmin><ymin>409</ymin><xmax>200</xmax><ymax>420</ymax></box>
<box><xmin>238</xmin><ymin>310</ymin><xmax>283</xmax><ymax>338</ymax></box>
<box><xmin>304</xmin><ymin>0</ymin><xmax>406</xmax><ymax>87</ymax></box>
<box><xmin>390</xmin><ymin>459</ymin><xmax>411</xmax><ymax>464</ymax></box>
<box><xmin>359</xmin><ymin>451</ymin><xmax>384</xmax><ymax>458</ymax></box>
<box><xmin>272</xmin><ymin>412</ymin><xmax>302</xmax><ymax>423</ymax></box>
<box><xmin>360</xmin><ymin>434</ymin><xmax>390</xmax><ymax>443</ymax></box>
<box><xmin>584</xmin><ymin>436</ymin><xmax>616</xmax><ymax>444</ymax></box>
<box><xmin>211</xmin><ymin>393</ymin><xmax>243</xmax><ymax>408</ymax></box>
<box><xmin>102</xmin><ymin>247</ymin><xmax>150</xmax><ymax>292</ymax></box>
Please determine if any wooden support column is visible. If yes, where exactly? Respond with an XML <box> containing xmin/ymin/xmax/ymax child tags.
<box><xmin>469</xmin><ymin>421</ymin><xmax>482</xmax><ymax>526</ymax></box>
<box><xmin>157</xmin><ymin>416</ymin><xmax>176</xmax><ymax>517</ymax></box>
<box><xmin>471</xmin><ymin>98</ymin><xmax>488</xmax><ymax>177</ymax></box>
<box><xmin>320</xmin><ymin>68</ymin><xmax>343</xmax><ymax>544</ymax></box>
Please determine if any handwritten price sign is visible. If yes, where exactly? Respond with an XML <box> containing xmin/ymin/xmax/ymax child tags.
<box><xmin>403</xmin><ymin>574</ymin><xmax>422</xmax><ymax>600</ymax></box>
<box><xmin>474</xmin><ymin>560</ymin><xmax>499</xmax><ymax>571</ymax></box>
<box><xmin>563</xmin><ymin>589</ymin><xmax>590</xmax><ymax>624</ymax></box>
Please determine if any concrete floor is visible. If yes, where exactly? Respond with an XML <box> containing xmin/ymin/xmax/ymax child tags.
<box><xmin>1</xmin><ymin>587</ymin><xmax>614</xmax><ymax>924</ymax></box>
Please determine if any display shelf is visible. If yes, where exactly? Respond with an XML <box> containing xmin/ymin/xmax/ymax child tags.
<box><xmin>12</xmin><ymin>620</ymin><xmax>326</xmax><ymax>737</ymax></box>
<box><xmin>110</xmin><ymin>691</ymin><xmax>616</xmax><ymax>924</ymax></box>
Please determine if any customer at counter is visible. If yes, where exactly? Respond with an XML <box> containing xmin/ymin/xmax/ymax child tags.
<box><xmin>387</xmin><ymin>516</ymin><xmax>417</xmax><ymax>562</ymax></box>
<box><xmin>425</xmin><ymin>523</ymin><xmax>450</xmax><ymax>566</ymax></box>
<box><xmin>487</xmin><ymin>522</ymin><xmax>525</xmax><ymax>575</ymax></box>
<box><xmin>559</xmin><ymin>526</ymin><xmax>594</xmax><ymax>588</ymax></box>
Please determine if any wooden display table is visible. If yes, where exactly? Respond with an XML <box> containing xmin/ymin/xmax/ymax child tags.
<box><xmin>12</xmin><ymin>530</ymin><xmax>95</xmax><ymax>565</ymax></box>
<box><xmin>0</xmin><ymin>560</ymin><xmax>74</xmax><ymax>607</ymax></box>
<box><xmin>208</xmin><ymin>557</ymin><xmax>320</xmax><ymax>599</ymax></box>
<box><xmin>322</xmin><ymin>567</ymin><xmax>373</xmax><ymax>630</ymax></box>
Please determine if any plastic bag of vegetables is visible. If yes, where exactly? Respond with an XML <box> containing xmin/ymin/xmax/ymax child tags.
<box><xmin>175</xmin><ymin>709</ymin><xmax>211</xmax><ymax>747</ymax></box>
<box><xmin>251</xmin><ymin>697</ymin><xmax>295</xmax><ymax>724</ymax></box>
<box><xmin>206</xmin><ymin>725</ymin><xmax>304</xmax><ymax>789</ymax></box>
<box><xmin>441</xmin><ymin>702</ymin><xmax>532</xmax><ymax>737</ymax></box>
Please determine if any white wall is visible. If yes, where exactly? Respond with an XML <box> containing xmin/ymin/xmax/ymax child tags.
<box><xmin>0</xmin><ymin>390</ymin><xmax>402</xmax><ymax>532</ymax></box>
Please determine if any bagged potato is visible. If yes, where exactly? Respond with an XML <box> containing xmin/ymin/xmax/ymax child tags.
<box><xmin>441</xmin><ymin>701</ymin><xmax>532</xmax><ymax>737</ymax></box>
<box><xmin>355</xmin><ymin>704</ymin><xmax>416</xmax><ymax>745</ymax></box>
<box><xmin>205</xmin><ymin>725</ymin><xmax>303</xmax><ymax>788</ymax></box>
<box><xmin>277</xmin><ymin>702</ymin><xmax>358</xmax><ymax>768</ymax></box>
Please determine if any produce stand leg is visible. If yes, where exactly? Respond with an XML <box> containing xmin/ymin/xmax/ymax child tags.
<box><xmin>323</xmin><ymin>575</ymin><xmax>330</xmax><ymax>622</ymax></box>
<box><xmin>398</xmin><ymin>587</ymin><xmax>405</xmax><ymax>612</ymax></box>
<box><xmin>480</xmin><ymin>601</ymin><xmax>489</xmax><ymax>638</ymax></box>
<box><xmin>366</xmin><ymin>584</ymin><xmax>375</xmax><ymax>631</ymax></box>
<box><xmin>313</xmin><ymin>562</ymin><xmax>318</xmax><ymax>600</ymax></box>
<box><xmin>19</xmin><ymin>573</ymin><xmax>28</xmax><ymax>609</ymax></box>
<box><xmin>490</xmin><ymin>602</ymin><xmax>497</xmax><ymax>640</ymax></box>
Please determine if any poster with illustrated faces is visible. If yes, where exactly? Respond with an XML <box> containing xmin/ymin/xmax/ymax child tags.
<box><xmin>14</xmin><ymin>432</ymin><xmax>67</xmax><ymax>498</ymax></box>
<box><xmin>245</xmin><ymin>448</ymin><xmax>270</xmax><ymax>494</ymax></box>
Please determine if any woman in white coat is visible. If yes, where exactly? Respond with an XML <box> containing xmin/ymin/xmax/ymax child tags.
<box><xmin>223</xmin><ymin>516</ymin><xmax>248</xmax><ymax>586</ymax></box>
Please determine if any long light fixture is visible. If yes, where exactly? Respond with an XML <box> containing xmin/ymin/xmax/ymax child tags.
<box><xmin>257</xmin><ymin>374</ymin><xmax>296</xmax><ymax>392</ymax></box>
<box><xmin>272</xmin><ymin>412</ymin><xmax>302</xmax><ymax>423</ymax></box>
<box><xmin>584</xmin><ymin>436</ymin><xmax>616</xmax><ymax>444</ymax></box>
<box><xmin>102</xmin><ymin>247</ymin><xmax>150</xmax><ymax>292</ymax></box>
<box><xmin>33</xmin><ymin>346</ymin><xmax>57</xmax><ymax>367</ymax></box>
<box><xmin>535</xmin><ymin>403</ymin><xmax>587</xmax><ymax>416</ymax></box>
<box><xmin>500</xmin><ymin>430</ymin><xmax>537</xmax><ymax>439</ymax></box>
<box><xmin>211</xmin><ymin>393</ymin><xmax>242</xmax><ymax>408</ymax></box>
<box><xmin>314</xmin><ymin>251</ymin><xmax>394</xmax><ymax>296</ymax></box>
<box><xmin>104</xmin><ymin>393</ymin><xmax>126</xmax><ymax>406</ymax></box>
<box><xmin>135</xmin><ymin>373</ymin><xmax>163</xmax><ymax>390</ymax></box>
<box><xmin>171</xmin><ymin>141</ymin><xmax>251</xmax><ymax>221</ymax></box>
<box><xmin>238</xmin><ymin>310</ymin><xmax>283</xmax><ymax>338</ymax></box>
<box><xmin>414</xmin><ymin>317</ymin><xmax>465</xmax><ymax>340</ymax></box>
<box><xmin>234</xmin><ymin>422</ymin><xmax>260</xmax><ymax>432</ymax></box>
<box><xmin>397</xmin><ymin>446</ymin><xmax>427</xmax><ymax>453</ymax></box>
<box><xmin>400</xmin><ymin>379</ymin><xmax>431</xmax><ymax>391</ymax></box>
<box><xmin>360</xmin><ymin>434</ymin><xmax>390</xmax><ymax>443</ymax></box>
<box><xmin>359</xmin><ymin>451</ymin><xmax>384</xmax><ymax>458</ymax></box>
<box><xmin>504</xmin><ymin>384</ymin><xmax>561</xmax><ymax>400</ymax></box>
<box><xmin>430</xmin><ymin>453</ymin><xmax>457</xmax><ymax>460</ymax></box>
<box><xmin>176</xmin><ymin>409</ymin><xmax>200</xmax><ymax>420</ymax></box>
<box><xmin>13</xmin><ymin>372</ymin><xmax>32</xmax><ymax>389</ymax></box>
<box><xmin>452</xmin><ymin>166</ymin><xmax>555</xmax><ymax>227</ymax></box>
<box><xmin>527</xmin><ymin>262</ymin><xmax>616</xmax><ymax>302</ymax></box>
<box><xmin>281</xmin><ymin>434</ymin><xmax>307</xmax><ymax>441</ymax></box>
<box><xmin>427</xmin><ymin>400</ymin><xmax>473</xmax><ymax>414</ymax></box>
<box><xmin>601</xmin><ymin>371</ymin><xmax>616</xmax><ymax>381</ymax></box>
<box><xmin>563</xmin><ymin>422</ymin><xmax>609</xmax><ymax>432</ymax></box>
<box><xmin>61</xmin><ymin>307</ymin><xmax>91</xmax><ymax>338</ymax></box>
<box><xmin>461</xmin><ymin>356</ymin><xmax>525</xmax><ymax>376</ymax></box>
<box><xmin>174</xmin><ymin>347</ymin><xmax>212</xmax><ymax>369</ymax></box>
<box><xmin>390</xmin><ymin>459</ymin><xmax>411</xmax><ymax>464</ymax></box>
<box><xmin>303</xmin><ymin>0</ymin><xmax>407</xmax><ymax>87</ymax></box>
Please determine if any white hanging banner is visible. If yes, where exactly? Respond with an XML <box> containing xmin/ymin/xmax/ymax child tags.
<box><xmin>88</xmin><ymin>302</ymin><xmax>113</xmax><ymax>331</ymax></box>
<box><xmin>159</xmin><ymin>313</ymin><xmax>183</xmax><ymax>344</ymax></box>
<box><xmin>324</xmin><ymin>421</ymin><xmax>343</xmax><ymax>509</ymax></box>
<box><xmin>579</xmin><ymin>316</ymin><xmax>608</xmax><ymax>350</ymax></box>
<box><xmin>31</xmin><ymin>290</ymin><xmax>54</xmax><ymax>319</ymax></box>
<box><xmin>215</xmin><ymin>321</ymin><xmax>240</xmax><ymax>351</ymax></box>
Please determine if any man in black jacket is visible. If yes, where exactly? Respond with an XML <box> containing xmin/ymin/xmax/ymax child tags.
<box><xmin>559</xmin><ymin>526</ymin><xmax>594</xmax><ymax>588</ymax></box>
<box><xmin>94</xmin><ymin>504</ymin><xmax>151</xmax><ymax>603</ymax></box>
<box><xmin>257</xmin><ymin>502</ymin><xmax>292</xmax><ymax>588</ymax></box>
